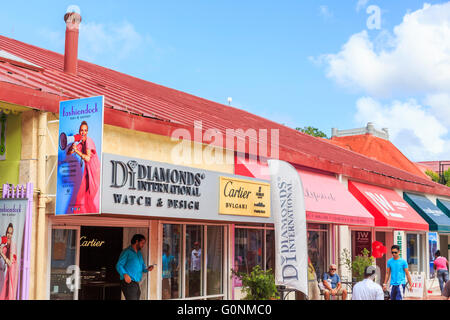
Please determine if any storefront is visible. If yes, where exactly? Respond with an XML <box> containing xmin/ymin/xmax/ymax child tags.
<box><xmin>234</xmin><ymin>155</ymin><xmax>375</xmax><ymax>299</ymax></box>
<box><xmin>403</xmin><ymin>193</ymin><xmax>450</xmax><ymax>278</ymax></box>
<box><xmin>436</xmin><ymin>199</ymin><xmax>450</xmax><ymax>260</ymax></box>
<box><xmin>348</xmin><ymin>181</ymin><xmax>429</xmax><ymax>284</ymax></box>
<box><xmin>48</xmin><ymin>153</ymin><xmax>272</xmax><ymax>300</ymax></box>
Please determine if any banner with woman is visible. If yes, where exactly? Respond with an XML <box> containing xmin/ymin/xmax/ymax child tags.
<box><xmin>0</xmin><ymin>199</ymin><xmax>27</xmax><ymax>300</ymax></box>
<box><xmin>56</xmin><ymin>96</ymin><xmax>104</xmax><ymax>215</ymax></box>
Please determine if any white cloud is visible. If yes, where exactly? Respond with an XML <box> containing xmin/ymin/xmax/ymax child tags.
<box><xmin>424</xmin><ymin>93</ymin><xmax>450</xmax><ymax>126</ymax></box>
<box><xmin>319</xmin><ymin>5</ymin><xmax>333</xmax><ymax>20</ymax></box>
<box><xmin>355</xmin><ymin>97</ymin><xmax>449</xmax><ymax>161</ymax></box>
<box><xmin>320</xmin><ymin>2</ymin><xmax>450</xmax><ymax>98</ymax></box>
<box><xmin>316</xmin><ymin>2</ymin><xmax>450</xmax><ymax>161</ymax></box>
<box><xmin>356</xmin><ymin>0</ymin><xmax>370</xmax><ymax>12</ymax></box>
<box><xmin>79</xmin><ymin>21</ymin><xmax>148</xmax><ymax>63</ymax></box>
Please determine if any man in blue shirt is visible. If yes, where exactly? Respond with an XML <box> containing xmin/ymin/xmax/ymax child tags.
<box><xmin>323</xmin><ymin>264</ymin><xmax>348</xmax><ymax>300</ymax></box>
<box><xmin>383</xmin><ymin>245</ymin><xmax>413</xmax><ymax>300</ymax></box>
<box><xmin>116</xmin><ymin>234</ymin><xmax>154</xmax><ymax>300</ymax></box>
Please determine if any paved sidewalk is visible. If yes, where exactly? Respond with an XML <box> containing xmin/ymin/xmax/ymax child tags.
<box><xmin>404</xmin><ymin>295</ymin><xmax>447</xmax><ymax>300</ymax></box>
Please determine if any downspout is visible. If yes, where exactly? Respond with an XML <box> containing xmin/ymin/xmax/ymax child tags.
<box><xmin>36</xmin><ymin>111</ymin><xmax>50</xmax><ymax>299</ymax></box>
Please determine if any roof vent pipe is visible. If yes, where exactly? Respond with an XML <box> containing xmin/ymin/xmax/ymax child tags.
<box><xmin>63</xmin><ymin>6</ymin><xmax>82</xmax><ymax>75</ymax></box>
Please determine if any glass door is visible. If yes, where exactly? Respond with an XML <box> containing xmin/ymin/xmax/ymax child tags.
<box><xmin>49</xmin><ymin>227</ymin><xmax>80</xmax><ymax>300</ymax></box>
<box><xmin>161</xmin><ymin>223</ymin><xmax>227</xmax><ymax>300</ymax></box>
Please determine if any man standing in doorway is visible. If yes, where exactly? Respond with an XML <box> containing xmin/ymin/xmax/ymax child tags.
<box><xmin>383</xmin><ymin>245</ymin><xmax>413</xmax><ymax>300</ymax></box>
<box><xmin>116</xmin><ymin>234</ymin><xmax>154</xmax><ymax>300</ymax></box>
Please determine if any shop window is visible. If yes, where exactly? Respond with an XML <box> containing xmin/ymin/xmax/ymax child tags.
<box><xmin>207</xmin><ymin>226</ymin><xmax>223</xmax><ymax>296</ymax></box>
<box><xmin>376</xmin><ymin>232</ymin><xmax>387</xmax><ymax>285</ymax></box>
<box><xmin>307</xmin><ymin>224</ymin><xmax>328</xmax><ymax>282</ymax></box>
<box><xmin>186</xmin><ymin>225</ymin><xmax>204</xmax><ymax>298</ymax></box>
<box><xmin>162</xmin><ymin>224</ymin><xmax>226</xmax><ymax>300</ymax></box>
<box><xmin>162</xmin><ymin>225</ymin><xmax>182</xmax><ymax>300</ymax></box>
<box><xmin>407</xmin><ymin>233</ymin><xmax>424</xmax><ymax>273</ymax></box>
<box><xmin>234</xmin><ymin>229</ymin><xmax>263</xmax><ymax>274</ymax></box>
<box><xmin>265</xmin><ymin>230</ymin><xmax>275</xmax><ymax>273</ymax></box>
<box><xmin>50</xmin><ymin>229</ymin><xmax>78</xmax><ymax>300</ymax></box>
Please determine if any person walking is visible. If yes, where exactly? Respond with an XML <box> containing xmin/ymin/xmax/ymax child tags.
<box><xmin>433</xmin><ymin>250</ymin><xmax>449</xmax><ymax>295</ymax></box>
<box><xmin>383</xmin><ymin>245</ymin><xmax>413</xmax><ymax>300</ymax></box>
<box><xmin>352</xmin><ymin>266</ymin><xmax>384</xmax><ymax>300</ymax></box>
<box><xmin>116</xmin><ymin>234</ymin><xmax>154</xmax><ymax>300</ymax></box>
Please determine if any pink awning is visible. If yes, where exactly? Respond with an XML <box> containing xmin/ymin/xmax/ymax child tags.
<box><xmin>235</xmin><ymin>155</ymin><xmax>375</xmax><ymax>226</ymax></box>
<box><xmin>299</xmin><ymin>170</ymin><xmax>374</xmax><ymax>226</ymax></box>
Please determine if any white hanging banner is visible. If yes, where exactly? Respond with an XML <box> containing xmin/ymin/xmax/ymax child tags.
<box><xmin>268</xmin><ymin>160</ymin><xmax>308</xmax><ymax>298</ymax></box>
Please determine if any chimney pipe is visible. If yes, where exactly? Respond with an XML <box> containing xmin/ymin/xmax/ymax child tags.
<box><xmin>64</xmin><ymin>11</ymin><xmax>82</xmax><ymax>75</ymax></box>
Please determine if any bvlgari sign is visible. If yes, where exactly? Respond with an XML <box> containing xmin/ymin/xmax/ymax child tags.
<box><xmin>101</xmin><ymin>154</ymin><xmax>273</xmax><ymax>223</ymax></box>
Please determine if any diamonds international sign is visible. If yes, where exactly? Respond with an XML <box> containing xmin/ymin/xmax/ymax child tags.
<box><xmin>101</xmin><ymin>153</ymin><xmax>273</xmax><ymax>223</ymax></box>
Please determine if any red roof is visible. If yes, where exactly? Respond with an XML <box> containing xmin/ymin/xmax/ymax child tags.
<box><xmin>1</xmin><ymin>34</ymin><xmax>450</xmax><ymax>197</ymax></box>
<box><xmin>330</xmin><ymin>134</ymin><xmax>428</xmax><ymax>178</ymax></box>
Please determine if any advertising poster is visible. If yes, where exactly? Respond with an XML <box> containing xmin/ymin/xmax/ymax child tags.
<box><xmin>0</xmin><ymin>199</ymin><xmax>27</xmax><ymax>300</ymax></box>
<box><xmin>353</xmin><ymin>231</ymin><xmax>372</xmax><ymax>257</ymax></box>
<box><xmin>428</xmin><ymin>232</ymin><xmax>438</xmax><ymax>275</ymax></box>
<box><xmin>56</xmin><ymin>96</ymin><xmax>104</xmax><ymax>215</ymax></box>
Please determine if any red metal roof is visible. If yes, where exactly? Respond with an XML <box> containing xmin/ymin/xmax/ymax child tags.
<box><xmin>329</xmin><ymin>134</ymin><xmax>428</xmax><ymax>178</ymax></box>
<box><xmin>1</xmin><ymin>34</ymin><xmax>450</xmax><ymax>197</ymax></box>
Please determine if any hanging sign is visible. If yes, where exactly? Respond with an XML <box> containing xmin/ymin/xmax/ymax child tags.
<box><xmin>56</xmin><ymin>96</ymin><xmax>104</xmax><ymax>215</ymax></box>
<box><xmin>219</xmin><ymin>177</ymin><xmax>270</xmax><ymax>218</ymax></box>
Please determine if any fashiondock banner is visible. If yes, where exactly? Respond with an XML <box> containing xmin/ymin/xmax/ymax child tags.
<box><xmin>56</xmin><ymin>96</ymin><xmax>104</xmax><ymax>215</ymax></box>
<box><xmin>0</xmin><ymin>199</ymin><xmax>27</xmax><ymax>300</ymax></box>
<box><xmin>268</xmin><ymin>160</ymin><xmax>308</xmax><ymax>297</ymax></box>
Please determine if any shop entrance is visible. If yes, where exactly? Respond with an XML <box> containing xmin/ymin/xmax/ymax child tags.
<box><xmin>49</xmin><ymin>226</ymin><xmax>149</xmax><ymax>300</ymax></box>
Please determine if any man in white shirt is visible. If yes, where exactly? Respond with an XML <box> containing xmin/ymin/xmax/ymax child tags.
<box><xmin>188</xmin><ymin>241</ymin><xmax>202</xmax><ymax>297</ymax></box>
<box><xmin>352</xmin><ymin>266</ymin><xmax>384</xmax><ymax>300</ymax></box>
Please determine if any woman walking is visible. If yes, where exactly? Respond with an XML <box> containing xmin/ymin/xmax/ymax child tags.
<box><xmin>433</xmin><ymin>250</ymin><xmax>449</xmax><ymax>295</ymax></box>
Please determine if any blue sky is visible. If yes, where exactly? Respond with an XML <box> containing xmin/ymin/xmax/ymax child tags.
<box><xmin>1</xmin><ymin>1</ymin><xmax>449</xmax><ymax>161</ymax></box>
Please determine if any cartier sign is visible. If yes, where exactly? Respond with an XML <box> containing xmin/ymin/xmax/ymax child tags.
<box><xmin>101</xmin><ymin>154</ymin><xmax>273</xmax><ymax>223</ymax></box>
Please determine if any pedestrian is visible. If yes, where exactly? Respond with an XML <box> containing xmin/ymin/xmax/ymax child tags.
<box><xmin>352</xmin><ymin>266</ymin><xmax>384</xmax><ymax>300</ymax></box>
<box><xmin>383</xmin><ymin>245</ymin><xmax>413</xmax><ymax>300</ymax></box>
<box><xmin>433</xmin><ymin>250</ymin><xmax>449</xmax><ymax>295</ymax></box>
<box><xmin>116</xmin><ymin>234</ymin><xmax>154</xmax><ymax>300</ymax></box>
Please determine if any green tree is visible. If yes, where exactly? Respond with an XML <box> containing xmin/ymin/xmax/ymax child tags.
<box><xmin>232</xmin><ymin>265</ymin><xmax>280</xmax><ymax>300</ymax></box>
<box><xmin>426</xmin><ymin>169</ymin><xmax>450</xmax><ymax>187</ymax></box>
<box><xmin>296</xmin><ymin>126</ymin><xmax>328</xmax><ymax>139</ymax></box>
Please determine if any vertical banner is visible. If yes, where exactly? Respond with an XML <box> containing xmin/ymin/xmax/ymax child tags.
<box><xmin>0</xmin><ymin>199</ymin><xmax>27</xmax><ymax>300</ymax></box>
<box><xmin>56</xmin><ymin>96</ymin><xmax>104</xmax><ymax>215</ymax></box>
<box><xmin>268</xmin><ymin>160</ymin><xmax>308</xmax><ymax>297</ymax></box>
<box><xmin>394</xmin><ymin>231</ymin><xmax>404</xmax><ymax>259</ymax></box>
<box><xmin>428</xmin><ymin>232</ymin><xmax>438</xmax><ymax>275</ymax></box>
